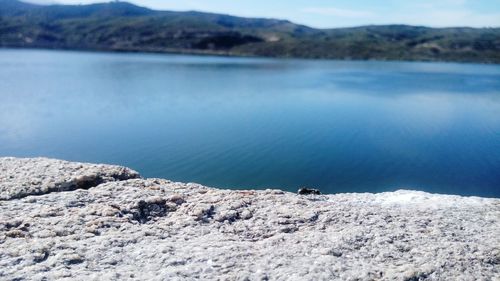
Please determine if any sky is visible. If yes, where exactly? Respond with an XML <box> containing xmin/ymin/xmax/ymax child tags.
<box><xmin>28</xmin><ymin>0</ymin><xmax>500</xmax><ymax>28</ymax></box>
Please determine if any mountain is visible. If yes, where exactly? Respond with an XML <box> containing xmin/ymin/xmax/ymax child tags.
<box><xmin>1</xmin><ymin>0</ymin><xmax>499</xmax><ymax>63</ymax></box>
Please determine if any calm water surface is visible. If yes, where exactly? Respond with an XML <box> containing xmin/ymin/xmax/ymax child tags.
<box><xmin>1</xmin><ymin>49</ymin><xmax>499</xmax><ymax>197</ymax></box>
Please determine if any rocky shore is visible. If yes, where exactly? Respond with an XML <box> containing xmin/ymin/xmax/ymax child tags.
<box><xmin>1</xmin><ymin>157</ymin><xmax>499</xmax><ymax>280</ymax></box>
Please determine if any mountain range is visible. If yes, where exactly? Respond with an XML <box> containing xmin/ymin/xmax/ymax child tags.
<box><xmin>1</xmin><ymin>0</ymin><xmax>499</xmax><ymax>63</ymax></box>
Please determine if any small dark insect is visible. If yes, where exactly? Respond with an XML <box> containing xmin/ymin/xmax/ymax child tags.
<box><xmin>297</xmin><ymin>187</ymin><xmax>322</xmax><ymax>195</ymax></box>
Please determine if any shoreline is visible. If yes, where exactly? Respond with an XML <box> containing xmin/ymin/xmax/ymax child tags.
<box><xmin>2</xmin><ymin>46</ymin><xmax>499</xmax><ymax>66</ymax></box>
<box><xmin>1</xmin><ymin>156</ymin><xmax>497</xmax><ymax>200</ymax></box>
<box><xmin>1</xmin><ymin>157</ymin><xmax>499</xmax><ymax>280</ymax></box>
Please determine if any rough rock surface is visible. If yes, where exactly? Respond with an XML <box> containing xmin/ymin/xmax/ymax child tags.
<box><xmin>0</xmin><ymin>157</ymin><xmax>140</xmax><ymax>200</ymax></box>
<box><xmin>0</xmin><ymin>157</ymin><xmax>499</xmax><ymax>281</ymax></box>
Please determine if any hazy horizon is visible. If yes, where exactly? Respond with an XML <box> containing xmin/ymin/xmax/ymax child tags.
<box><xmin>24</xmin><ymin>0</ymin><xmax>500</xmax><ymax>29</ymax></box>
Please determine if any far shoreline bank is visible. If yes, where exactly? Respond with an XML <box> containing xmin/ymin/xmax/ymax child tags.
<box><xmin>1</xmin><ymin>46</ymin><xmax>499</xmax><ymax>66</ymax></box>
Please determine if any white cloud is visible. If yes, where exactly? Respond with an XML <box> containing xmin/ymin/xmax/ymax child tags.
<box><xmin>386</xmin><ymin>0</ymin><xmax>500</xmax><ymax>27</ymax></box>
<box><xmin>303</xmin><ymin>7</ymin><xmax>373</xmax><ymax>19</ymax></box>
<box><xmin>383</xmin><ymin>8</ymin><xmax>500</xmax><ymax>27</ymax></box>
<box><xmin>21</xmin><ymin>0</ymin><xmax>500</xmax><ymax>28</ymax></box>
<box><xmin>301</xmin><ymin>1</ymin><xmax>500</xmax><ymax>28</ymax></box>
<box><xmin>24</xmin><ymin>0</ymin><xmax>58</xmax><ymax>3</ymax></box>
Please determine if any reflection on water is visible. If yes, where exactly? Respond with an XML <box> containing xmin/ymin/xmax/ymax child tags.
<box><xmin>1</xmin><ymin>49</ymin><xmax>499</xmax><ymax>197</ymax></box>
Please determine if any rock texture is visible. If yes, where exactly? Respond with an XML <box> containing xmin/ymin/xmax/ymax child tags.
<box><xmin>0</xmin><ymin>157</ymin><xmax>140</xmax><ymax>200</ymax></box>
<box><xmin>0</xmin><ymin>157</ymin><xmax>499</xmax><ymax>281</ymax></box>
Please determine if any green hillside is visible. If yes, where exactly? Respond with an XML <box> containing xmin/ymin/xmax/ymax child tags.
<box><xmin>1</xmin><ymin>0</ymin><xmax>499</xmax><ymax>63</ymax></box>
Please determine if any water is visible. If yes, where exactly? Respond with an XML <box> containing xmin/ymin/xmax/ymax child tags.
<box><xmin>1</xmin><ymin>49</ymin><xmax>499</xmax><ymax>198</ymax></box>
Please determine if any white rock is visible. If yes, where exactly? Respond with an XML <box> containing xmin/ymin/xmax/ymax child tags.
<box><xmin>0</xmin><ymin>157</ymin><xmax>499</xmax><ymax>280</ymax></box>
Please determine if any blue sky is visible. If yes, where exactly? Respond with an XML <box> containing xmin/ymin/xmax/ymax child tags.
<box><xmin>29</xmin><ymin>0</ymin><xmax>500</xmax><ymax>28</ymax></box>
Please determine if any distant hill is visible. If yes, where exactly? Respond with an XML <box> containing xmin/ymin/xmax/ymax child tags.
<box><xmin>1</xmin><ymin>0</ymin><xmax>499</xmax><ymax>63</ymax></box>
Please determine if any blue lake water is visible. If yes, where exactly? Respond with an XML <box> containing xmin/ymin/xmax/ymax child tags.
<box><xmin>1</xmin><ymin>49</ymin><xmax>499</xmax><ymax>197</ymax></box>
